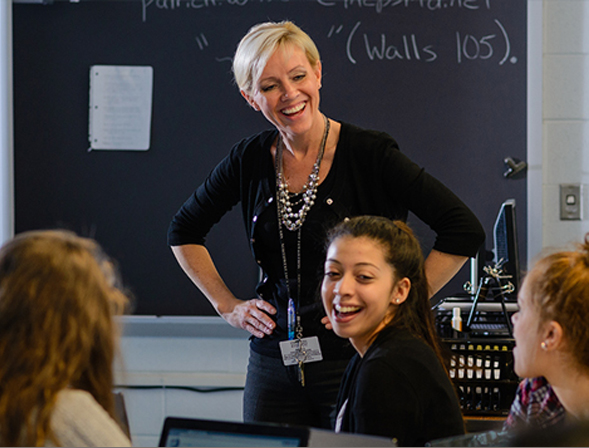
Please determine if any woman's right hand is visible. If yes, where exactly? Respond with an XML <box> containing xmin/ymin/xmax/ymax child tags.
<box><xmin>170</xmin><ymin>245</ymin><xmax>277</xmax><ymax>338</ymax></box>
<box><xmin>219</xmin><ymin>298</ymin><xmax>277</xmax><ymax>338</ymax></box>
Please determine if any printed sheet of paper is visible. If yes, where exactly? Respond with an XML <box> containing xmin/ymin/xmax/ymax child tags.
<box><xmin>88</xmin><ymin>65</ymin><xmax>153</xmax><ymax>151</ymax></box>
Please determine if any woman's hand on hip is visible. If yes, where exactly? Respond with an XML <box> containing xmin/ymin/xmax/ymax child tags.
<box><xmin>219</xmin><ymin>298</ymin><xmax>277</xmax><ymax>338</ymax></box>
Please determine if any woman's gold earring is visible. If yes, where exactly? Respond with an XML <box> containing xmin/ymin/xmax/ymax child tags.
<box><xmin>541</xmin><ymin>341</ymin><xmax>547</xmax><ymax>350</ymax></box>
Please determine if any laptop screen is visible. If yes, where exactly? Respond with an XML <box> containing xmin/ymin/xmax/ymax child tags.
<box><xmin>158</xmin><ymin>417</ymin><xmax>308</xmax><ymax>447</ymax></box>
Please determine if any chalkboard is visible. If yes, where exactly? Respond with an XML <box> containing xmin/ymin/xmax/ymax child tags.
<box><xmin>13</xmin><ymin>0</ymin><xmax>527</xmax><ymax>316</ymax></box>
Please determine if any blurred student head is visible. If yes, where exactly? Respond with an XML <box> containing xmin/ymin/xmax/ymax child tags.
<box><xmin>0</xmin><ymin>230</ymin><xmax>130</xmax><ymax>446</ymax></box>
<box><xmin>511</xmin><ymin>234</ymin><xmax>589</xmax><ymax>379</ymax></box>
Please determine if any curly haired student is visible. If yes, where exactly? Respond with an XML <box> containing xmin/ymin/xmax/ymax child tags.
<box><xmin>0</xmin><ymin>230</ymin><xmax>131</xmax><ymax>447</ymax></box>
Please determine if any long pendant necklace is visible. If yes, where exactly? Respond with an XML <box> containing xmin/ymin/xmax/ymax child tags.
<box><xmin>276</xmin><ymin>115</ymin><xmax>330</xmax><ymax>232</ymax></box>
<box><xmin>275</xmin><ymin>114</ymin><xmax>330</xmax><ymax>386</ymax></box>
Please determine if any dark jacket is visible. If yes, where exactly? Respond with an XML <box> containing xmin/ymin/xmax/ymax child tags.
<box><xmin>336</xmin><ymin>326</ymin><xmax>465</xmax><ymax>446</ymax></box>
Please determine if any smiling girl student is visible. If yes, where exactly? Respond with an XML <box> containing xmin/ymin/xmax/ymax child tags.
<box><xmin>321</xmin><ymin>216</ymin><xmax>464</xmax><ymax>446</ymax></box>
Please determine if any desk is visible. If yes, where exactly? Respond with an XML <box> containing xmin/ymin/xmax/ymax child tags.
<box><xmin>465</xmin><ymin>416</ymin><xmax>505</xmax><ymax>434</ymax></box>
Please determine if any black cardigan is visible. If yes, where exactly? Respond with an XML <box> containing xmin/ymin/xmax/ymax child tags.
<box><xmin>168</xmin><ymin>122</ymin><xmax>485</xmax><ymax>358</ymax></box>
<box><xmin>336</xmin><ymin>326</ymin><xmax>465</xmax><ymax>446</ymax></box>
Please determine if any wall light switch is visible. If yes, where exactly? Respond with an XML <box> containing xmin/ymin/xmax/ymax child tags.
<box><xmin>560</xmin><ymin>184</ymin><xmax>582</xmax><ymax>220</ymax></box>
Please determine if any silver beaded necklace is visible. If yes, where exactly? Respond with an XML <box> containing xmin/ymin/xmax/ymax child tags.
<box><xmin>275</xmin><ymin>114</ymin><xmax>330</xmax><ymax>232</ymax></box>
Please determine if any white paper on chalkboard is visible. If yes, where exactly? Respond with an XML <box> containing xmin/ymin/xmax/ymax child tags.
<box><xmin>88</xmin><ymin>65</ymin><xmax>153</xmax><ymax>151</ymax></box>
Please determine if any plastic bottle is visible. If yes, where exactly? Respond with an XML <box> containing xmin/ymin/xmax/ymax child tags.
<box><xmin>452</xmin><ymin>307</ymin><xmax>463</xmax><ymax>332</ymax></box>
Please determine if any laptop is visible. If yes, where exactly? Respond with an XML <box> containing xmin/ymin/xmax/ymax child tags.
<box><xmin>158</xmin><ymin>417</ymin><xmax>309</xmax><ymax>447</ymax></box>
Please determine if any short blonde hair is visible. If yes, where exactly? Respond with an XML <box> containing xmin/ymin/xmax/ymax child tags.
<box><xmin>232</xmin><ymin>21</ymin><xmax>320</xmax><ymax>95</ymax></box>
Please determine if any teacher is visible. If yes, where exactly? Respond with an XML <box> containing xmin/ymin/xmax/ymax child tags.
<box><xmin>168</xmin><ymin>20</ymin><xmax>484</xmax><ymax>429</ymax></box>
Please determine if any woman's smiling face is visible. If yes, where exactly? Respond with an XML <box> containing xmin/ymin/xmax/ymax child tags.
<box><xmin>242</xmin><ymin>43</ymin><xmax>322</xmax><ymax>140</ymax></box>
<box><xmin>321</xmin><ymin>235</ymin><xmax>408</xmax><ymax>356</ymax></box>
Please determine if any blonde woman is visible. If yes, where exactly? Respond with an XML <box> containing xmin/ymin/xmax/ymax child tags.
<box><xmin>0</xmin><ymin>230</ymin><xmax>131</xmax><ymax>447</ymax></box>
<box><xmin>168</xmin><ymin>20</ymin><xmax>484</xmax><ymax>427</ymax></box>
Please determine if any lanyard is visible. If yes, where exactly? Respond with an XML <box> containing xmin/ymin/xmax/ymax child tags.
<box><xmin>277</xmin><ymin>221</ymin><xmax>303</xmax><ymax>341</ymax></box>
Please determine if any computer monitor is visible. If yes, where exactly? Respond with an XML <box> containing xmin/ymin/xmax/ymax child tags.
<box><xmin>158</xmin><ymin>417</ymin><xmax>397</xmax><ymax>447</ymax></box>
<box><xmin>158</xmin><ymin>417</ymin><xmax>308</xmax><ymax>447</ymax></box>
<box><xmin>492</xmin><ymin>199</ymin><xmax>520</xmax><ymax>299</ymax></box>
<box><xmin>467</xmin><ymin>199</ymin><xmax>520</xmax><ymax>302</ymax></box>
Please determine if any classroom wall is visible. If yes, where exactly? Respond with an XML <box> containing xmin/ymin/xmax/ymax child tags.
<box><xmin>0</xmin><ymin>1</ymin><xmax>587</xmax><ymax>447</ymax></box>
<box><xmin>114</xmin><ymin>2</ymin><xmax>589</xmax><ymax>446</ymax></box>
<box><xmin>540</xmin><ymin>0</ymin><xmax>589</xmax><ymax>250</ymax></box>
<box><xmin>114</xmin><ymin>317</ymin><xmax>249</xmax><ymax>447</ymax></box>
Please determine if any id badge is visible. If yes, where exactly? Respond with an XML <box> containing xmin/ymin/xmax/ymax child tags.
<box><xmin>279</xmin><ymin>336</ymin><xmax>323</xmax><ymax>366</ymax></box>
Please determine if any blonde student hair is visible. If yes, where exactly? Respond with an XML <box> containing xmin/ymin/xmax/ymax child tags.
<box><xmin>526</xmin><ymin>234</ymin><xmax>589</xmax><ymax>371</ymax></box>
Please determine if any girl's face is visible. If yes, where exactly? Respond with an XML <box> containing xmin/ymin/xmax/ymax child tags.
<box><xmin>241</xmin><ymin>44</ymin><xmax>322</xmax><ymax>141</ymax></box>
<box><xmin>511</xmin><ymin>270</ymin><xmax>547</xmax><ymax>378</ymax></box>
<box><xmin>321</xmin><ymin>235</ymin><xmax>409</xmax><ymax>356</ymax></box>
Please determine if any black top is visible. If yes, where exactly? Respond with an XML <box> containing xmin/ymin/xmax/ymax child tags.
<box><xmin>336</xmin><ymin>326</ymin><xmax>465</xmax><ymax>446</ymax></box>
<box><xmin>168</xmin><ymin>122</ymin><xmax>485</xmax><ymax>358</ymax></box>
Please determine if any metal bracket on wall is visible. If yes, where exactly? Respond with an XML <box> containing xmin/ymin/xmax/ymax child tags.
<box><xmin>503</xmin><ymin>157</ymin><xmax>527</xmax><ymax>179</ymax></box>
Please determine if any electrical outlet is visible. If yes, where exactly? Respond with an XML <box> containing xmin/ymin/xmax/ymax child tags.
<box><xmin>560</xmin><ymin>184</ymin><xmax>582</xmax><ymax>220</ymax></box>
